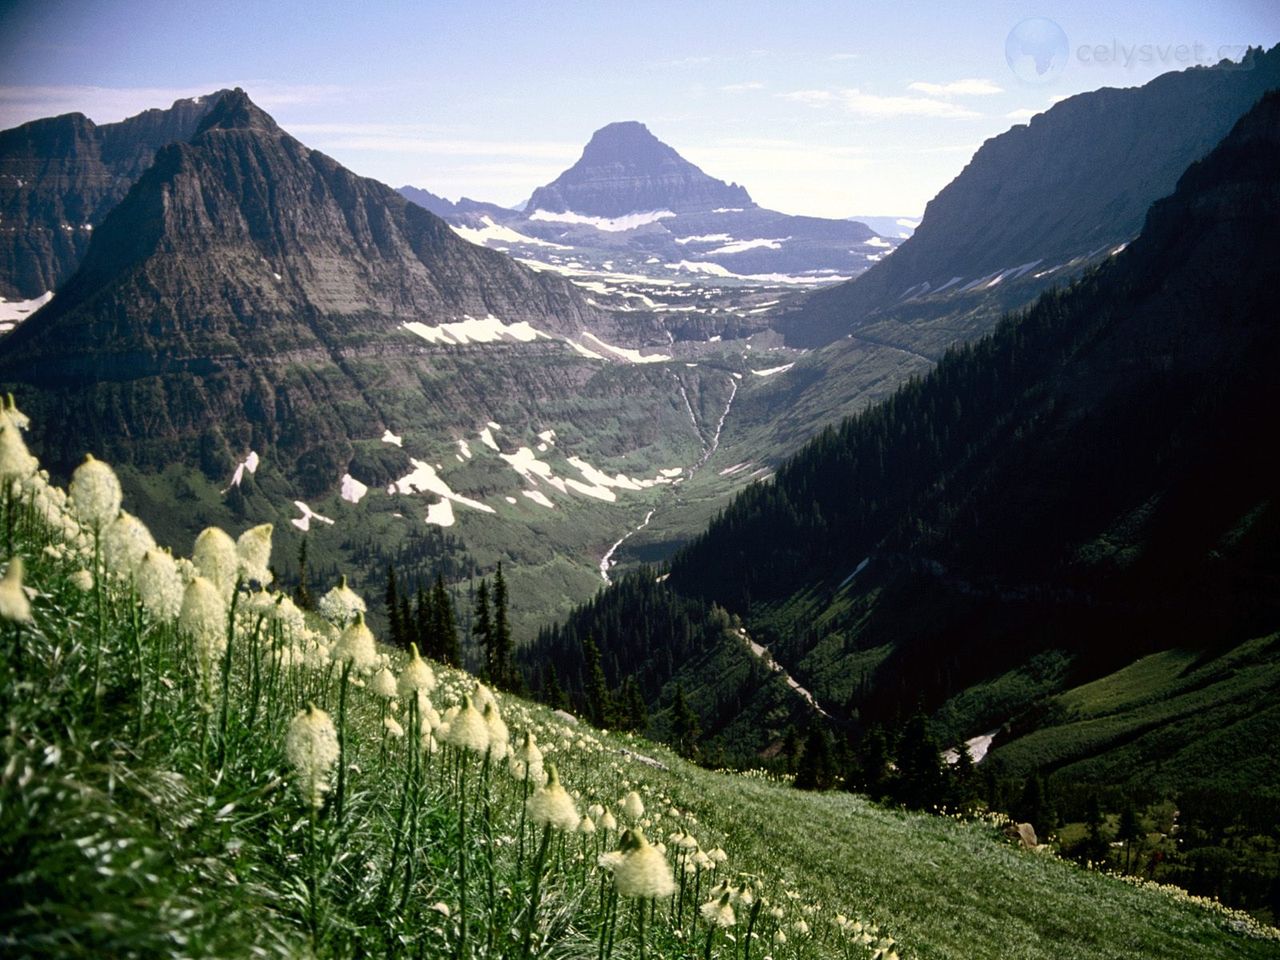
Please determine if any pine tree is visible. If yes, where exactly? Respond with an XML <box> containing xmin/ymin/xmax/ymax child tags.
<box><xmin>1118</xmin><ymin>805</ymin><xmax>1143</xmax><ymax>874</ymax></box>
<box><xmin>399</xmin><ymin>595</ymin><xmax>415</xmax><ymax>652</ymax></box>
<box><xmin>415</xmin><ymin>585</ymin><xmax>434</xmax><ymax>659</ymax></box>
<box><xmin>1085</xmin><ymin>794</ymin><xmax>1109</xmax><ymax>866</ymax></box>
<box><xmin>431</xmin><ymin>574</ymin><xmax>460</xmax><ymax>666</ymax></box>
<box><xmin>670</xmin><ymin>682</ymin><xmax>700</xmax><ymax>758</ymax></box>
<box><xmin>857</xmin><ymin>725</ymin><xmax>890</xmax><ymax>799</ymax></box>
<box><xmin>293</xmin><ymin>538</ymin><xmax>315</xmax><ymax>611</ymax></box>
<box><xmin>492</xmin><ymin>563</ymin><xmax>513</xmax><ymax>688</ymax></box>
<box><xmin>794</xmin><ymin>722</ymin><xmax>835</xmax><ymax>791</ymax></box>
<box><xmin>385</xmin><ymin>565</ymin><xmax>403</xmax><ymax>650</ymax></box>
<box><xmin>620</xmin><ymin>676</ymin><xmax>648</xmax><ymax>732</ymax></box>
<box><xmin>473</xmin><ymin>579</ymin><xmax>494</xmax><ymax>680</ymax></box>
<box><xmin>582</xmin><ymin>635</ymin><xmax>612</xmax><ymax>727</ymax></box>
<box><xmin>894</xmin><ymin>711</ymin><xmax>944</xmax><ymax>809</ymax></box>
<box><xmin>543</xmin><ymin>663</ymin><xmax>570</xmax><ymax>711</ymax></box>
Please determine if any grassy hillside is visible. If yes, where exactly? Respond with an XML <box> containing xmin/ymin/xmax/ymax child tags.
<box><xmin>3</xmin><ymin>410</ymin><xmax>1279</xmax><ymax>959</ymax></box>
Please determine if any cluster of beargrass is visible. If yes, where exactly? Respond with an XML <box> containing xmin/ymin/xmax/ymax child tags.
<box><xmin>0</xmin><ymin>399</ymin><xmax>901</xmax><ymax>959</ymax></box>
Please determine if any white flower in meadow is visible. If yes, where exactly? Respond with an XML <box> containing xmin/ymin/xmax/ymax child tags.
<box><xmin>235</xmin><ymin>523</ymin><xmax>273</xmax><ymax>585</ymax></box>
<box><xmin>773</xmin><ymin>930</ymin><xmax>787</xmax><ymax>946</ymax></box>
<box><xmin>612</xmin><ymin>830</ymin><xmax>676</xmax><ymax>899</ymax></box>
<box><xmin>483</xmin><ymin>703</ymin><xmax>509</xmax><ymax>760</ymax></box>
<box><xmin>192</xmin><ymin>527</ymin><xmax>238</xmax><ymax>599</ymax></box>
<box><xmin>598</xmin><ymin>850</ymin><xmax>625</xmax><ymax>872</ymax></box>
<box><xmin>70</xmin><ymin>568</ymin><xmax>94</xmax><ymax>592</ymax></box>
<box><xmin>384</xmin><ymin>716</ymin><xmax>405</xmax><ymax>738</ymax></box>
<box><xmin>270</xmin><ymin>594</ymin><xmax>306</xmax><ymax>640</ymax></box>
<box><xmin>701</xmin><ymin>892</ymin><xmax>736</xmax><ymax>928</ymax></box>
<box><xmin>472</xmin><ymin>681</ymin><xmax>497</xmax><ymax>712</ymax></box>
<box><xmin>444</xmin><ymin>695</ymin><xmax>490</xmax><ymax>754</ymax></box>
<box><xmin>600</xmin><ymin>808</ymin><xmax>618</xmax><ymax>832</ymax></box>
<box><xmin>137</xmin><ymin>549</ymin><xmax>183</xmax><ymax>622</ymax></box>
<box><xmin>1</xmin><ymin>396</ymin><xmax>30</xmax><ymax>430</ymax></box>
<box><xmin>0</xmin><ymin>557</ymin><xmax>32</xmax><ymax>623</ymax></box>
<box><xmin>69</xmin><ymin>455</ymin><xmax>121</xmax><ymax>530</ymax></box>
<box><xmin>578</xmin><ymin>815</ymin><xmax>596</xmax><ymax>835</ymax></box>
<box><xmin>332</xmin><ymin>612</ymin><xmax>378</xmax><ymax>673</ymax></box>
<box><xmin>792</xmin><ymin>919</ymin><xmax>810</xmax><ymax>936</ymax></box>
<box><xmin>0</xmin><ymin>421</ymin><xmax>36</xmax><ymax>480</ymax></box>
<box><xmin>589</xmin><ymin>803</ymin><xmax>605</xmax><ymax>819</ymax></box>
<box><xmin>102</xmin><ymin>511</ymin><xmax>155</xmax><ymax>580</ymax></box>
<box><xmin>622</xmin><ymin>790</ymin><xmax>645</xmax><ymax>821</ymax></box>
<box><xmin>318</xmin><ymin>575</ymin><xmax>365</xmax><ymax>626</ymax></box>
<box><xmin>397</xmin><ymin>642</ymin><xmax>436</xmax><ymax>695</ymax></box>
<box><xmin>526</xmin><ymin>763</ymin><xmax>579</xmax><ymax>832</ymax></box>
<box><xmin>180</xmin><ymin>575</ymin><xmax>227</xmax><ymax>693</ymax></box>
<box><xmin>707</xmin><ymin>847</ymin><xmax>728</xmax><ymax>865</ymax></box>
<box><xmin>371</xmin><ymin>666</ymin><xmax>398</xmax><ymax>699</ymax></box>
<box><xmin>286</xmin><ymin>703</ymin><xmax>340</xmax><ymax>808</ymax></box>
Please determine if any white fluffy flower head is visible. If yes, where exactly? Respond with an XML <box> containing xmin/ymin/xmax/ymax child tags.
<box><xmin>286</xmin><ymin>703</ymin><xmax>340</xmax><ymax>808</ymax></box>
<box><xmin>69</xmin><ymin>454</ymin><xmax>121</xmax><ymax>530</ymax></box>
<box><xmin>526</xmin><ymin>763</ymin><xmax>580</xmax><ymax>832</ymax></box>
<box><xmin>332</xmin><ymin>612</ymin><xmax>379</xmax><ymax>674</ymax></box>
<box><xmin>444</xmin><ymin>694</ymin><xmax>490</xmax><ymax>754</ymax></box>
<box><xmin>0</xmin><ymin>557</ymin><xmax>32</xmax><ymax>623</ymax></box>
<box><xmin>613</xmin><ymin>830</ymin><xmax>676</xmax><ymax>899</ymax></box>
<box><xmin>398</xmin><ymin>642</ymin><xmax>436</xmax><ymax>695</ymax></box>
<box><xmin>192</xmin><ymin>527</ymin><xmax>238</xmax><ymax>599</ymax></box>
<box><xmin>318</xmin><ymin>575</ymin><xmax>366</xmax><ymax>626</ymax></box>
<box><xmin>103</xmin><ymin>511</ymin><xmax>155</xmax><ymax>580</ymax></box>
<box><xmin>236</xmin><ymin>523</ymin><xmax>273</xmax><ymax>585</ymax></box>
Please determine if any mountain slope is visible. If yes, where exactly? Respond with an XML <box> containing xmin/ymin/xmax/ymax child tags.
<box><xmin>525</xmin><ymin>120</ymin><xmax>753</xmax><ymax>216</ymax></box>
<box><xmin>778</xmin><ymin>44</ymin><xmax>1280</xmax><ymax>348</ymax></box>
<box><xmin>0</xmin><ymin>90</ymin><xmax>230</xmax><ymax>298</ymax></box>
<box><xmin>527</xmin><ymin>89</ymin><xmax>1280</xmax><ymax>791</ymax></box>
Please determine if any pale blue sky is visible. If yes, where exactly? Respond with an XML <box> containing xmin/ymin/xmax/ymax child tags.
<box><xmin>1</xmin><ymin>0</ymin><xmax>1276</xmax><ymax>216</ymax></box>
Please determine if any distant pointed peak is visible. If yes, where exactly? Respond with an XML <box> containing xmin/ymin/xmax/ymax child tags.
<box><xmin>579</xmin><ymin>120</ymin><xmax>676</xmax><ymax>162</ymax></box>
<box><xmin>194</xmin><ymin>88</ymin><xmax>280</xmax><ymax>136</ymax></box>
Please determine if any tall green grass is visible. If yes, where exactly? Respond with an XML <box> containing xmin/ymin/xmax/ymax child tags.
<box><xmin>1</xmin><ymin>401</ymin><xmax>1278</xmax><ymax>959</ymax></box>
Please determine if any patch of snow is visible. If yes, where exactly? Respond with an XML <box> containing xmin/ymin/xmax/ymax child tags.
<box><xmin>381</xmin><ymin>429</ymin><xmax>403</xmax><ymax>447</ymax></box>
<box><xmin>897</xmin><ymin>218</ymin><xmax>921</xmax><ymax>228</ymax></box>
<box><xmin>457</xmin><ymin>438</ymin><xmax>471</xmax><ymax>459</ymax></box>
<box><xmin>425</xmin><ymin>499</ymin><xmax>455</xmax><ymax>527</ymax></box>
<box><xmin>865</xmin><ymin>236</ymin><xmax>893</xmax><ymax>249</ymax></box>
<box><xmin>391</xmin><ymin>458</ymin><xmax>495</xmax><ymax>514</ymax></box>
<box><xmin>403</xmin><ymin>315</ymin><xmax>551</xmax><ymax>346</ymax></box>
<box><xmin>837</xmin><ymin>557</ymin><xmax>870</xmax><ymax>589</ymax></box>
<box><xmin>0</xmin><ymin>291</ymin><xmax>53</xmax><ymax>324</ymax></box>
<box><xmin>523</xmin><ymin>489</ymin><xmax>555</xmax><ymax>509</ymax></box>
<box><xmin>505</xmin><ymin>496</ymin><xmax>518</xmax><ymax>504</ymax></box>
<box><xmin>501</xmin><ymin>447</ymin><xmax>568</xmax><ymax>493</ymax></box>
<box><xmin>943</xmin><ymin>729</ymin><xmax>1000</xmax><ymax>766</ymax></box>
<box><xmin>719</xmin><ymin>461</ymin><xmax>752</xmax><ymax>476</ymax></box>
<box><xmin>225</xmin><ymin>450</ymin><xmax>261</xmax><ymax>491</ymax></box>
<box><xmin>751</xmin><ymin>363</ymin><xmax>795</xmax><ymax>377</ymax></box>
<box><xmin>674</xmin><ymin>233</ymin><xmax>732</xmax><ymax>245</ymax></box>
<box><xmin>537</xmin><ymin>429</ymin><xmax>556</xmax><ymax>446</ymax></box>
<box><xmin>527</xmin><ymin>208</ymin><xmax>676</xmax><ymax>232</ymax></box>
<box><xmin>291</xmin><ymin>501</ymin><xmax>335</xmax><ymax>532</ymax></box>
<box><xmin>581</xmin><ymin>331</ymin><xmax>671</xmax><ymax>364</ymax></box>
<box><xmin>660</xmin><ymin>467</ymin><xmax>684</xmax><ymax>478</ymax></box>
<box><xmin>712</xmin><ymin>207</ymin><xmax>745</xmax><ymax>213</ymax></box>
<box><xmin>451</xmin><ymin>216</ymin><xmax>570</xmax><ymax>249</ymax></box>
<box><xmin>479</xmin><ymin>426</ymin><xmax>500</xmax><ymax>451</ymax></box>
<box><xmin>705</xmin><ymin>237</ymin><xmax>788</xmax><ymax>255</ymax></box>
<box><xmin>340</xmin><ymin>474</ymin><xmax>368</xmax><ymax>504</ymax></box>
<box><xmin>565</xmin><ymin>339</ymin><xmax>607</xmax><ymax>360</ymax></box>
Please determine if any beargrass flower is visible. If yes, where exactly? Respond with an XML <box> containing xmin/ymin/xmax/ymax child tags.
<box><xmin>180</xmin><ymin>576</ymin><xmax>228</xmax><ymax>692</ymax></box>
<box><xmin>235</xmin><ymin>523</ymin><xmax>273</xmax><ymax>585</ymax></box>
<box><xmin>332</xmin><ymin>612</ymin><xmax>378</xmax><ymax>673</ymax></box>
<box><xmin>136</xmin><ymin>549</ymin><xmax>183</xmax><ymax>622</ymax></box>
<box><xmin>0</xmin><ymin>421</ymin><xmax>36</xmax><ymax>480</ymax></box>
<box><xmin>192</xmin><ymin>527</ymin><xmax>238</xmax><ymax>599</ymax></box>
<box><xmin>371</xmin><ymin>665</ymin><xmax>398</xmax><ymax>699</ymax></box>
<box><xmin>318</xmin><ymin>575</ymin><xmax>365</xmax><ymax>626</ymax></box>
<box><xmin>69</xmin><ymin>454</ymin><xmax>121</xmax><ymax>530</ymax></box>
<box><xmin>622</xmin><ymin>790</ymin><xmax>645</xmax><ymax>821</ymax></box>
<box><xmin>613</xmin><ymin>830</ymin><xmax>676</xmax><ymax>899</ymax></box>
<box><xmin>483</xmin><ymin>702</ymin><xmax>509</xmax><ymax>759</ymax></box>
<box><xmin>102</xmin><ymin>511</ymin><xmax>155</xmax><ymax>580</ymax></box>
<box><xmin>70</xmin><ymin>568</ymin><xmax>94</xmax><ymax>592</ymax></box>
<box><xmin>286</xmin><ymin>703</ymin><xmax>340</xmax><ymax>808</ymax></box>
<box><xmin>701</xmin><ymin>891</ymin><xmax>736</xmax><ymax>928</ymax></box>
<box><xmin>444</xmin><ymin>695</ymin><xmax>490</xmax><ymax>754</ymax></box>
<box><xmin>384</xmin><ymin>717</ymin><xmax>405</xmax><ymax>738</ymax></box>
<box><xmin>526</xmin><ymin>763</ymin><xmax>579</xmax><ymax>831</ymax></box>
<box><xmin>0</xmin><ymin>557</ymin><xmax>32</xmax><ymax>623</ymax></box>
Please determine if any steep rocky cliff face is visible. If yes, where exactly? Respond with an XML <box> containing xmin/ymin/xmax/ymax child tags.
<box><xmin>525</xmin><ymin>121</ymin><xmax>753</xmax><ymax>217</ymax></box>
<box><xmin>0</xmin><ymin>91</ymin><xmax>230</xmax><ymax>298</ymax></box>
<box><xmin>0</xmin><ymin>90</ymin><xmax>608</xmax><ymax>475</ymax></box>
<box><xmin>780</xmin><ymin>45</ymin><xmax>1280</xmax><ymax>347</ymax></box>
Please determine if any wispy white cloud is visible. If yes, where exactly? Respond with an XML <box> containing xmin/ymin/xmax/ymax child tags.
<box><xmin>907</xmin><ymin>78</ymin><xmax>1004</xmax><ymax>97</ymax></box>
<box><xmin>780</xmin><ymin>87</ymin><xmax>982</xmax><ymax>119</ymax></box>
<box><xmin>1005</xmin><ymin>107</ymin><xmax>1039</xmax><ymax>121</ymax></box>
<box><xmin>720</xmin><ymin>81</ymin><xmax>765</xmax><ymax>93</ymax></box>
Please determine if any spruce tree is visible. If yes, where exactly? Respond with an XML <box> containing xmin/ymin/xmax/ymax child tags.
<box><xmin>620</xmin><ymin>676</ymin><xmax>648</xmax><ymax>732</ymax></box>
<box><xmin>543</xmin><ymin>663</ymin><xmax>570</xmax><ymax>711</ymax></box>
<box><xmin>894</xmin><ymin>711</ymin><xmax>944</xmax><ymax>809</ymax></box>
<box><xmin>670</xmin><ymin>682</ymin><xmax>700</xmax><ymax>758</ymax></box>
<box><xmin>795</xmin><ymin>722</ymin><xmax>835</xmax><ymax>791</ymax></box>
<box><xmin>473</xmin><ymin>579</ymin><xmax>493</xmax><ymax>679</ymax></box>
<box><xmin>385</xmin><ymin>565</ymin><xmax>403</xmax><ymax>649</ymax></box>
<box><xmin>293</xmin><ymin>538</ymin><xmax>315</xmax><ymax>611</ymax></box>
<box><xmin>582</xmin><ymin>635</ymin><xmax>612</xmax><ymax>727</ymax></box>
<box><xmin>415</xmin><ymin>585</ymin><xmax>434</xmax><ymax>659</ymax></box>
<box><xmin>431</xmin><ymin>574</ymin><xmax>461</xmax><ymax>666</ymax></box>
<box><xmin>492</xmin><ymin>563</ymin><xmax>513</xmax><ymax>688</ymax></box>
